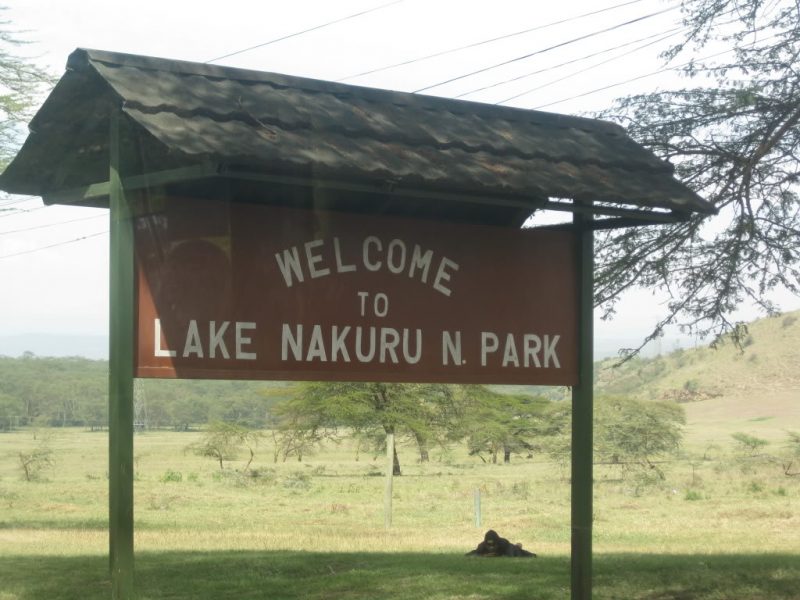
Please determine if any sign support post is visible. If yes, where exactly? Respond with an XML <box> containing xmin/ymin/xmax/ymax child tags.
<box><xmin>571</xmin><ymin>210</ymin><xmax>594</xmax><ymax>599</ymax></box>
<box><xmin>109</xmin><ymin>106</ymin><xmax>136</xmax><ymax>600</ymax></box>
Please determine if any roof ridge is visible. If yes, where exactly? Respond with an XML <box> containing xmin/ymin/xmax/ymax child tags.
<box><xmin>70</xmin><ymin>48</ymin><xmax>627</xmax><ymax>137</ymax></box>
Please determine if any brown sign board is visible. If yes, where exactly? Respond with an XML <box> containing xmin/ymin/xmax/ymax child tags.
<box><xmin>134</xmin><ymin>198</ymin><xmax>578</xmax><ymax>385</ymax></box>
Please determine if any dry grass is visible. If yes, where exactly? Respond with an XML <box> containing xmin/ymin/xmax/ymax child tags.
<box><xmin>1</xmin><ymin>405</ymin><xmax>799</xmax><ymax>598</ymax></box>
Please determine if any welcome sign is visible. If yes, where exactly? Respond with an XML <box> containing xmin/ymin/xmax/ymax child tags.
<box><xmin>134</xmin><ymin>198</ymin><xmax>578</xmax><ymax>385</ymax></box>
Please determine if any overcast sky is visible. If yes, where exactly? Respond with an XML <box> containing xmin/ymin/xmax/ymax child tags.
<box><xmin>0</xmin><ymin>0</ymin><xmax>797</xmax><ymax>358</ymax></box>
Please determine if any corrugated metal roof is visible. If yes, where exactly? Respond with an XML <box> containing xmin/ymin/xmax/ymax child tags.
<box><xmin>0</xmin><ymin>48</ymin><xmax>714</xmax><ymax>222</ymax></box>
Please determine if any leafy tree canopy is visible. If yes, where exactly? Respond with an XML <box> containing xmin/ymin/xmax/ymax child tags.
<box><xmin>598</xmin><ymin>0</ymin><xmax>799</xmax><ymax>354</ymax></box>
<box><xmin>0</xmin><ymin>8</ymin><xmax>53</xmax><ymax>170</ymax></box>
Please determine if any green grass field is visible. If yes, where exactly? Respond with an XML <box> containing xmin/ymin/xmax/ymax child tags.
<box><xmin>1</xmin><ymin>425</ymin><xmax>799</xmax><ymax>599</ymax></box>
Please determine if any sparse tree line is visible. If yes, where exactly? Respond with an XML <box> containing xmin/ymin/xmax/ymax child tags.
<box><xmin>2</xmin><ymin>357</ymin><xmax>690</xmax><ymax>478</ymax></box>
<box><xmin>5</xmin><ymin>355</ymin><xmax>799</xmax><ymax>485</ymax></box>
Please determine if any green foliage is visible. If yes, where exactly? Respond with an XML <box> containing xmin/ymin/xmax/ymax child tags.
<box><xmin>159</xmin><ymin>470</ymin><xmax>182</xmax><ymax>483</ymax></box>
<box><xmin>0</xmin><ymin>11</ymin><xmax>54</xmax><ymax>171</ymax></box>
<box><xmin>282</xmin><ymin>471</ymin><xmax>312</xmax><ymax>491</ymax></box>
<box><xmin>0</xmin><ymin>355</ymin><xmax>285</xmax><ymax>430</ymax></box>
<box><xmin>459</xmin><ymin>386</ymin><xmax>550</xmax><ymax>464</ymax></box>
<box><xmin>747</xmin><ymin>481</ymin><xmax>764</xmax><ymax>494</ymax></box>
<box><xmin>595</xmin><ymin>395</ymin><xmax>686</xmax><ymax>481</ymax></box>
<box><xmin>596</xmin><ymin>0</ymin><xmax>800</xmax><ymax>352</ymax></box>
<box><xmin>731</xmin><ymin>432</ymin><xmax>770</xmax><ymax>456</ymax></box>
<box><xmin>274</xmin><ymin>382</ymin><xmax>464</xmax><ymax>474</ymax></box>
<box><xmin>684</xmin><ymin>489</ymin><xmax>703</xmax><ymax>501</ymax></box>
<box><xmin>17</xmin><ymin>440</ymin><xmax>54</xmax><ymax>481</ymax></box>
<box><xmin>785</xmin><ymin>431</ymin><xmax>800</xmax><ymax>457</ymax></box>
<box><xmin>190</xmin><ymin>422</ymin><xmax>260</xmax><ymax>471</ymax></box>
<box><xmin>0</xmin><ymin>356</ymin><xmax>107</xmax><ymax>428</ymax></box>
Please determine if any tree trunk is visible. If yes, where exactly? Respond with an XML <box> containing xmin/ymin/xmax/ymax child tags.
<box><xmin>412</xmin><ymin>430</ymin><xmax>429</xmax><ymax>462</ymax></box>
<box><xmin>383</xmin><ymin>424</ymin><xmax>402</xmax><ymax>475</ymax></box>
<box><xmin>503</xmin><ymin>445</ymin><xmax>512</xmax><ymax>464</ymax></box>
<box><xmin>393</xmin><ymin>443</ymin><xmax>402</xmax><ymax>476</ymax></box>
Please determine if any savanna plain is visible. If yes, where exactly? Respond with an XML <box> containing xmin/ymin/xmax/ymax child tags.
<box><xmin>1</xmin><ymin>313</ymin><xmax>799</xmax><ymax>599</ymax></box>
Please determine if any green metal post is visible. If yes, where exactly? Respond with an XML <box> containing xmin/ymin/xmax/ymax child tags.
<box><xmin>571</xmin><ymin>210</ymin><xmax>594</xmax><ymax>600</ymax></box>
<box><xmin>109</xmin><ymin>107</ymin><xmax>135</xmax><ymax>599</ymax></box>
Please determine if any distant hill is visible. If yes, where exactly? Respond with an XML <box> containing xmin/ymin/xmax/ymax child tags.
<box><xmin>595</xmin><ymin>310</ymin><xmax>800</xmax><ymax>400</ymax></box>
<box><xmin>595</xmin><ymin>310</ymin><xmax>800</xmax><ymax>444</ymax></box>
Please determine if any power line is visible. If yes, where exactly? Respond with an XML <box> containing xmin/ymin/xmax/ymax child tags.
<box><xmin>0</xmin><ymin>205</ymin><xmax>48</xmax><ymax>219</ymax></box>
<box><xmin>338</xmin><ymin>0</ymin><xmax>652</xmax><ymax>81</ymax></box>
<box><xmin>496</xmin><ymin>28</ymin><xmax>684</xmax><ymax>105</ymax></box>
<box><xmin>0</xmin><ymin>213</ymin><xmax>106</xmax><ymax>236</ymax></box>
<box><xmin>454</xmin><ymin>26</ymin><xmax>683</xmax><ymax>100</ymax></box>
<box><xmin>529</xmin><ymin>39</ymin><xmax>772</xmax><ymax>111</ymax></box>
<box><xmin>0</xmin><ymin>197</ymin><xmax>40</xmax><ymax>208</ymax></box>
<box><xmin>413</xmin><ymin>4</ymin><xmax>679</xmax><ymax>94</ymax></box>
<box><xmin>207</xmin><ymin>0</ymin><xmax>404</xmax><ymax>63</ymax></box>
<box><xmin>0</xmin><ymin>231</ymin><xmax>108</xmax><ymax>260</ymax></box>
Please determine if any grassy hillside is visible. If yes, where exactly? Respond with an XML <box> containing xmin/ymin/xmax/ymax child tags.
<box><xmin>596</xmin><ymin>310</ymin><xmax>800</xmax><ymax>445</ymax></box>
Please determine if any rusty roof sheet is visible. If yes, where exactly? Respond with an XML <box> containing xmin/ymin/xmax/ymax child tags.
<box><xmin>0</xmin><ymin>48</ymin><xmax>714</xmax><ymax>218</ymax></box>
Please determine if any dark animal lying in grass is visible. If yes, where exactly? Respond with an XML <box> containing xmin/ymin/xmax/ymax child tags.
<box><xmin>465</xmin><ymin>529</ymin><xmax>537</xmax><ymax>557</ymax></box>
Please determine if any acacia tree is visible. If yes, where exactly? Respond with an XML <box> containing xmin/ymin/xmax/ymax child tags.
<box><xmin>595</xmin><ymin>395</ymin><xmax>685</xmax><ymax>480</ymax></box>
<box><xmin>275</xmin><ymin>382</ymin><xmax>459</xmax><ymax>475</ymax></box>
<box><xmin>459</xmin><ymin>386</ymin><xmax>550</xmax><ymax>464</ymax></box>
<box><xmin>191</xmin><ymin>421</ymin><xmax>261</xmax><ymax>471</ymax></box>
<box><xmin>0</xmin><ymin>9</ymin><xmax>52</xmax><ymax>173</ymax></box>
<box><xmin>598</xmin><ymin>0</ymin><xmax>800</xmax><ymax>352</ymax></box>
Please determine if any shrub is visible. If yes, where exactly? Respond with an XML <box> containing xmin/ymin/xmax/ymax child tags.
<box><xmin>731</xmin><ymin>432</ymin><xmax>769</xmax><ymax>456</ymax></box>
<box><xmin>160</xmin><ymin>470</ymin><xmax>182</xmax><ymax>483</ymax></box>
<box><xmin>282</xmin><ymin>471</ymin><xmax>312</xmax><ymax>491</ymax></box>
<box><xmin>685</xmin><ymin>490</ymin><xmax>703</xmax><ymax>501</ymax></box>
<box><xmin>511</xmin><ymin>481</ymin><xmax>530</xmax><ymax>499</ymax></box>
<box><xmin>18</xmin><ymin>445</ymin><xmax>55</xmax><ymax>481</ymax></box>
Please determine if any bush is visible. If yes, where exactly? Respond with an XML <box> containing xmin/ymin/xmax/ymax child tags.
<box><xmin>731</xmin><ymin>432</ymin><xmax>769</xmax><ymax>456</ymax></box>
<box><xmin>18</xmin><ymin>445</ymin><xmax>55</xmax><ymax>481</ymax></box>
<box><xmin>511</xmin><ymin>481</ymin><xmax>530</xmax><ymax>499</ymax></box>
<box><xmin>282</xmin><ymin>471</ymin><xmax>312</xmax><ymax>490</ymax></box>
<box><xmin>159</xmin><ymin>470</ymin><xmax>183</xmax><ymax>483</ymax></box>
<box><xmin>684</xmin><ymin>490</ymin><xmax>703</xmax><ymax>501</ymax></box>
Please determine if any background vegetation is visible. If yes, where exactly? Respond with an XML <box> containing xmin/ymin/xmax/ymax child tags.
<box><xmin>1</xmin><ymin>312</ymin><xmax>799</xmax><ymax>598</ymax></box>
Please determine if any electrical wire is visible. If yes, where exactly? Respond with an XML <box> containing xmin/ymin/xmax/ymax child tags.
<box><xmin>207</xmin><ymin>0</ymin><xmax>404</xmax><ymax>63</ymax></box>
<box><xmin>454</xmin><ymin>26</ymin><xmax>683</xmax><ymax>100</ymax></box>
<box><xmin>0</xmin><ymin>197</ymin><xmax>40</xmax><ymax>208</ymax></box>
<box><xmin>338</xmin><ymin>0</ymin><xmax>652</xmax><ymax>81</ymax></box>
<box><xmin>529</xmin><ymin>38</ymin><xmax>775</xmax><ymax>110</ymax></box>
<box><xmin>495</xmin><ymin>28</ymin><xmax>684</xmax><ymax>105</ymax></box>
<box><xmin>0</xmin><ymin>205</ymin><xmax>48</xmax><ymax>219</ymax></box>
<box><xmin>0</xmin><ymin>231</ymin><xmax>108</xmax><ymax>260</ymax></box>
<box><xmin>412</xmin><ymin>4</ymin><xmax>679</xmax><ymax>94</ymax></box>
<box><xmin>0</xmin><ymin>213</ymin><xmax>106</xmax><ymax>236</ymax></box>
